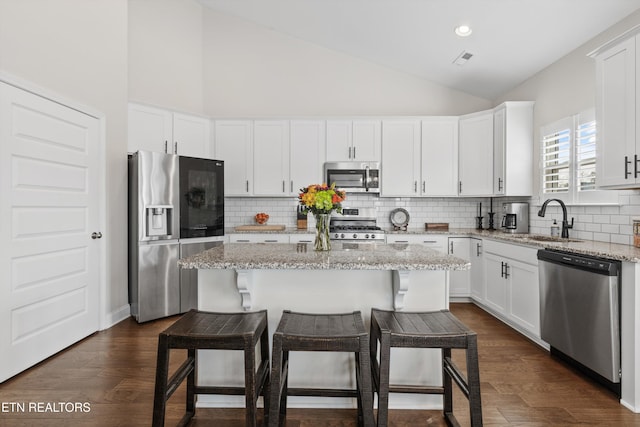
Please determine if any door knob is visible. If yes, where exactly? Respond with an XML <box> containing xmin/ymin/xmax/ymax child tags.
<box><xmin>91</xmin><ymin>232</ymin><xmax>103</xmax><ymax>239</ymax></box>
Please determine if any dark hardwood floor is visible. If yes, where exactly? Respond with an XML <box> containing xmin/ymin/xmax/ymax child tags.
<box><xmin>0</xmin><ymin>303</ymin><xmax>638</xmax><ymax>426</ymax></box>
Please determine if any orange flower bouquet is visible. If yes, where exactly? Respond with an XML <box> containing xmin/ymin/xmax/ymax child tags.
<box><xmin>298</xmin><ymin>183</ymin><xmax>346</xmax><ymax>250</ymax></box>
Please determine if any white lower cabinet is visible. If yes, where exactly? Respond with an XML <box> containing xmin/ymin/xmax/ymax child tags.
<box><xmin>469</xmin><ymin>238</ymin><xmax>484</xmax><ymax>302</ymax></box>
<box><xmin>481</xmin><ymin>239</ymin><xmax>540</xmax><ymax>338</ymax></box>
<box><xmin>448</xmin><ymin>237</ymin><xmax>471</xmax><ymax>298</ymax></box>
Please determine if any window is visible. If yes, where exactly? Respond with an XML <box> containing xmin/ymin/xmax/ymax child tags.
<box><xmin>540</xmin><ymin>109</ymin><xmax>617</xmax><ymax>204</ymax></box>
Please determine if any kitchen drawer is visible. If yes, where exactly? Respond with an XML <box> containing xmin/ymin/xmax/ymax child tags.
<box><xmin>228</xmin><ymin>233</ymin><xmax>290</xmax><ymax>243</ymax></box>
<box><xmin>386</xmin><ymin>234</ymin><xmax>447</xmax><ymax>252</ymax></box>
<box><xmin>289</xmin><ymin>234</ymin><xmax>315</xmax><ymax>244</ymax></box>
<box><xmin>483</xmin><ymin>239</ymin><xmax>538</xmax><ymax>265</ymax></box>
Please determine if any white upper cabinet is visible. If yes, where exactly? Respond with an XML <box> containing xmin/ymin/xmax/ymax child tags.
<box><xmin>421</xmin><ymin>117</ymin><xmax>459</xmax><ymax>196</ymax></box>
<box><xmin>290</xmin><ymin>120</ymin><xmax>326</xmax><ymax>195</ymax></box>
<box><xmin>253</xmin><ymin>120</ymin><xmax>290</xmax><ymax>196</ymax></box>
<box><xmin>128</xmin><ymin>103</ymin><xmax>172</xmax><ymax>154</ymax></box>
<box><xmin>592</xmin><ymin>35</ymin><xmax>638</xmax><ymax>187</ymax></box>
<box><xmin>172</xmin><ymin>113</ymin><xmax>210</xmax><ymax>158</ymax></box>
<box><xmin>458</xmin><ymin>110</ymin><xmax>494</xmax><ymax>196</ymax></box>
<box><xmin>493</xmin><ymin>102</ymin><xmax>534</xmax><ymax>196</ymax></box>
<box><xmin>214</xmin><ymin>120</ymin><xmax>253</xmax><ymax>196</ymax></box>
<box><xmin>128</xmin><ymin>103</ymin><xmax>210</xmax><ymax>158</ymax></box>
<box><xmin>380</xmin><ymin>119</ymin><xmax>421</xmax><ymax>196</ymax></box>
<box><xmin>326</xmin><ymin>120</ymin><xmax>381</xmax><ymax>161</ymax></box>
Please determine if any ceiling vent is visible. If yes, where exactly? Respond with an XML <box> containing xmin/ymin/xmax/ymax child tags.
<box><xmin>453</xmin><ymin>51</ymin><xmax>474</xmax><ymax>66</ymax></box>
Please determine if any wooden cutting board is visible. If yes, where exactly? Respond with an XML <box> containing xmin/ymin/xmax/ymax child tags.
<box><xmin>424</xmin><ymin>223</ymin><xmax>449</xmax><ymax>231</ymax></box>
<box><xmin>234</xmin><ymin>224</ymin><xmax>286</xmax><ymax>231</ymax></box>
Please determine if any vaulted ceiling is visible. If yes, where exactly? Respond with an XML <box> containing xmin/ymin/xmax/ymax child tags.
<box><xmin>199</xmin><ymin>0</ymin><xmax>640</xmax><ymax>100</ymax></box>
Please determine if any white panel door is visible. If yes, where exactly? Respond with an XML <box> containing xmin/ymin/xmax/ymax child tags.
<box><xmin>0</xmin><ymin>82</ymin><xmax>101</xmax><ymax>382</ymax></box>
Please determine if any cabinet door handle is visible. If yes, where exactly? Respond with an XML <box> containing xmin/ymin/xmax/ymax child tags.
<box><xmin>504</xmin><ymin>263</ymin><xmax>510</xmax><ymax>278</ymax></box>
<box><xmin>353</xmin><ymin>147</ymin><xmax>356</xmax><ymax>158</ymax></box>
<box><xmin>282</xmin><ymin>180</ymin><xmax>285</xmax><ymax>193</ymax></box>
<box><xmin>625</xmin><ymin>156</ymin><xmax>632</xmax><ymax>179</ymax></box>
<box><xmin>459</xmin><ymin>181</ymin><xmax>462</xmax><ymax>194</ymax></box>
<box><xmin>414</xmin><ymin>181</ymin><xmax>417</xmax><ymax>192</ymax></box>
<box><xmin>498</xmin><ymin>177</ymin><xmax>503</xmax><ymax>192</ymax></box>
<box><xmin>348</xmin><ymin>146</ymin><xmax>352</xmax><ymax>159</ymax></box>
<box><xmin>394</xmin><ymin>240</ymin><xmax>409</xmax><ymax>243</ymax></box>
<box><xmin>449</xmin><ymin>241</ymin><xmax>454</xmax><ymax>253</ymax></box>
<box><xmin>265</xmin><ymin>239</ymin><xmax>278</xmax><ymax>243</ymax></box>
<box><xmin>290</xmin><ymin>181</ymin><xmax>293</xmax><ymax>193</ymax></box>
<box><xmin>500</xmin><ymin>261</ymin><xmax>505</xmax><ymax>278</ymax></box>
<box><xmin>174</xmin><ymin>142</ymin><xmax>178</xmax><ymax>154</ymax></box>
<box><xmin>164</xmin><ymin>140</ymin><xmax>168</xmax><ymax>153</ymax></box>
<box><xmin>246</xmin><ymin>180</ymin><xmax>249</xmax><ymax>192</ymax></box>
<box><xmin>422</xmin><ymin>181</ymin><xmax>425</xmax><ymax>193</ymax></box>
<box><xmin>635</xmin><ymin>154</ymin><xmax>639</xmax><ymax>179</ymax></box>
<box><xmin>476</xmin><ymin>243</ymin><xmax>482</xmax><ymax>256</ymax></box>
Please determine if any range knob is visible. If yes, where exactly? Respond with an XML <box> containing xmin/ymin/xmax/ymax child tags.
<box><xmin>352</xmin><ymin>233</ymin><xmax>357</xmax><ymax>239</ymax></box>
<box><xmin>370</xmin><ymin>234</ymin><xmax>376</xmax><ymax>239</ymax></box>
<box><xmin>365</xmin><ymin>234</ymin><xmax>370</xmax><ymax>239</ymax></box>
<box><xmin>340</xmin><ymin>233</ymin><xmax>345</xmax><ymax>239</ymax></box>
<box><xmin>334</xmin><ymin>233</ymin><xmax>339</xmax><ymax>239</ymax></box>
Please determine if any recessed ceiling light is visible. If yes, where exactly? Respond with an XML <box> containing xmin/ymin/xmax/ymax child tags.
<box><xmin>455</xmin><ymin>25</ymin><xmax>472</xmax><ymax>37</ymax></box>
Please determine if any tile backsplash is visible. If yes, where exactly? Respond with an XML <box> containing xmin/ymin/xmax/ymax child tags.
<box><xmin>226</xmin><ymin>189</ymin><xmax>640</xmax><ymax>246</ymax></box>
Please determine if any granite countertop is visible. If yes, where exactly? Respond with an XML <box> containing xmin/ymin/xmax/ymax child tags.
<box><xmin>179</xmin><ymin>242</ymin><xmax>470</xmax><ymax>271</ymax></box>
<box><xmin>226</xmin><ymin>226</ymin><xmax>640</xmax><ymax>263</ymax></box>
<box><xmin>389</xmin><ymin>228</ymin><xmax>640</xmax><ymax>263</ymax></box>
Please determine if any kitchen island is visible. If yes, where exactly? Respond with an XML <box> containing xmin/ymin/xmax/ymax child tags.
<box><xmin>180</xmin><ymin>242</ymin><xmax>469</xmax><ymax>410</ymax></box>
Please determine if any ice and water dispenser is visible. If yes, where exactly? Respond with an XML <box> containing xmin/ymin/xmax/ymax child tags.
<box><xmin>146</xmin><ymin>205</ymin><xmax>173</xmax><ymax>237</ymax></box>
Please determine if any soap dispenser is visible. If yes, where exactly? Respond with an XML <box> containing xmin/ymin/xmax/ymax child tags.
<box><xmin>550</xmin><ymin>219</ymin><xmax>560</xmax><ymax>237</ymax></box>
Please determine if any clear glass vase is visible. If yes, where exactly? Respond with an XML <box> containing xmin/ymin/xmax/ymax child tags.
<box><xmin>314</xmin><ymin>213</ymin><xmax>331</xmax><ymax>251</ymax></box>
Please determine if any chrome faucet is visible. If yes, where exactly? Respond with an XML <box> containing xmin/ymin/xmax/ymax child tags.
<box><xmin>538</xmin><ymin>199</ymin><xmax>574</xmax><ymax>238</ymax></box>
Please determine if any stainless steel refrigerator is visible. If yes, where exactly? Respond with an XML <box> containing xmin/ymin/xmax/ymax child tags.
<box><xmin>128</xmin><ymin>151</ymin><xmax>224</xmax><ymax>323</ymax></box>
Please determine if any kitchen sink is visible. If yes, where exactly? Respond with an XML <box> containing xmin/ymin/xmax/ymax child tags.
<box><xmin>505</xmin><ymin>234</ymin><xmax>583</xmax><ymax>243</ymax></box>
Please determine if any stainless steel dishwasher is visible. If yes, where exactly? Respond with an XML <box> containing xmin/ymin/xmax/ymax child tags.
<box><xmin>537</xmin><ymin>249</ymin><xmax>621</xmax><ymax>394</ymax></box>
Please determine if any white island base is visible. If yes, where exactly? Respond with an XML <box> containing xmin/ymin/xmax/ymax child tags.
<box><xmin>196</xmin><ymin>268</ymin><xmax>451</xmax><ymax>410</ymax></box>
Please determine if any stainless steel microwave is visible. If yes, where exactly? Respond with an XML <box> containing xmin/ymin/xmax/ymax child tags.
<box><xmin>324</xmin><ymin>162</ymin><xmax>380</xmax><ymax>193</ymax></box>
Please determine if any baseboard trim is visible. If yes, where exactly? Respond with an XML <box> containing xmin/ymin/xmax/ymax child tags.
<box><xmin>102</xmin><ymin>304</ymin><xmax>131</xmax><ymax>330</ymax></box>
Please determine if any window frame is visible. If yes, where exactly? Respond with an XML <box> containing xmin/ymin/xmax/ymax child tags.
<box><xmin>540</xmin><ymin>109</ymin><xmax>618</xmax><ymax>205</ymax></box>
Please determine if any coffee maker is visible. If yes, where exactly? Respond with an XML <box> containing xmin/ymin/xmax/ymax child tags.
<box><xmin>501</xmin><ymin>202</ymin><xmax>529</xmax><ymax>234</ymax></box>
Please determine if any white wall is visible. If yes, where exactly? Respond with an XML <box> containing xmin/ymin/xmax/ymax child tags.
<box><xmin>494</xmin><ymin>9</ymin><xmax>640</xmax><ymax>244</ymax></box>
<box><xmin>128</xmin><ymin>0</ymin><xmax>205</xmax><ymax>114</ymax></box>
<box><xmin>202</xmin><ymin>8</ymin><xmax>491</xmax><ymax>118</ymax></box>
<box><xmin>0</xmin><ymin>0</ymin><xmax>129</xmax><ymax>323</ymax></box>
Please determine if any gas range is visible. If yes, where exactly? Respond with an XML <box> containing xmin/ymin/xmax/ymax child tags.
<box><xmin>330</xmin><ymin>208</ymin><xmax>385</xmax><ymax>242</ymax></box>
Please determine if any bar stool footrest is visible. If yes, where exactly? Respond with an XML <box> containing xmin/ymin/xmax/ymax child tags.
<box><xmin>444</xmin><ymin>356</ymin><xmax>469</xmax><ymax>398</ymax></box>
<box><xmin>287</xmin><ymin>387</ymin><xmax>358</xmax><ymax>398</ymax></box>
<box><xmin>166</xmin><ymin>358</ymin><xmax>195</xmax><ymax>400</ymax></box>
<box><xmin>388</xmin><ymin>384</ymin><xmax>445</xmax><ymax>394</ymax></box>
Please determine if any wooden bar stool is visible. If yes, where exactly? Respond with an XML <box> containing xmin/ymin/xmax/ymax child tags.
<box><xmin>269</xmin><ymin>310</ymin><xmax>375</xmax><ymax>427</ymax></box>
<box><xmin>152</xmin><ymin>309</ymin><xmax>270</xmax><ymax>427</ymax></box>
<box><xmin>370</xmin><ymin>308</ymin><xmax>482</xmax><ymax>427</ymax></box>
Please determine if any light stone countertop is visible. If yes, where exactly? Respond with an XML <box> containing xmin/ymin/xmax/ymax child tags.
<box><xmin>225</xmin><ymin>226</ymin><xmax>640</xmax><ymax>263</ymax></box>
<box><xmin>179</xmin><ymin>242</ymin><xmax>470</xmax><ymax>271</ymax></box>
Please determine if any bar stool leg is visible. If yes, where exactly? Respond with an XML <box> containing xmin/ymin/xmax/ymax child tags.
<box><xmin>466</xmin><ymin>336</ymin><xmax>483</xmax><ymax>427</ymax></box>
<box><xmin>268</xmin><ymin>334</ymin><xmax>282</xmax><ymax>427</ymax></box>
<box><xmin>260</xmin><ymin>328</ymin><xmax>271</xmax><ymax>426</ymax></box>
<box><xmin>152</xmin><ymin>334</ymin><xmax>170</xmax><ymax>427</ymax></box>
<box><xmin>186</xmin><ymin>348</ymin><xmax>196</xmax><ymax>419</ymax></box>
<box><xmin>442</xmin><ymin>348</ymin><xmax>453</xmax><ymax>419</ymax></box>
<box><xmin>278</xmin><ymin>350</ymin><xmax>289</xmax><ymax>427</ymax></box>
<box><xmin>244</xmin><ymin>340</ymin><xmax>258</xmax><ymax>427</ymax></box>
<box><xmin>357</xmin><ymin>336</ymin><xmax>375</xmax><ymax>427</ymax></box>
<box><xmin>376</xmin><ymin>332</ymin><xmax>391</xmax><ymax>427</ymax></box>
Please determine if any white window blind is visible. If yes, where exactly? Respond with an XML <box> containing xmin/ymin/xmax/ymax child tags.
<box><xmin>542</xmin><ymin>123</ymin><xmax>570</xmax><ymax>194</ymax></box>
<box><xmin>576</xmin><ymin>118</ymin><xmax>596</xmax><ymax>192</ymax></box>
